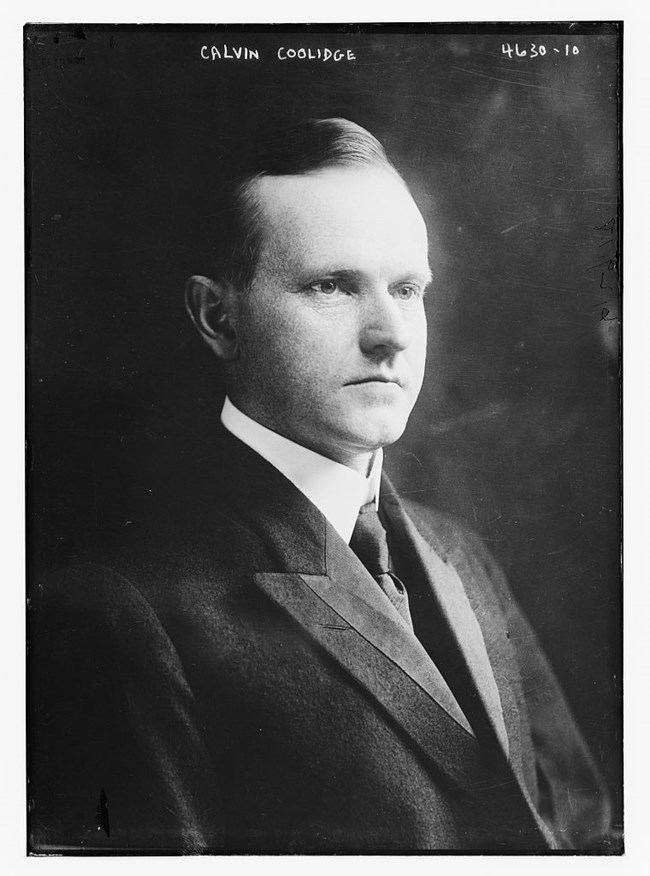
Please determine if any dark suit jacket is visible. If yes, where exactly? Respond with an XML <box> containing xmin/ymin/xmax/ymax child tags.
<box><xmin>28</xmin><ymin>431</ymin><xmax>612</xmax><ymax>853</ymax></box>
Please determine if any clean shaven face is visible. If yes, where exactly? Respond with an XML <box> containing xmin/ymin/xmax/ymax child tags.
<box><xmin>229</xmin><ymin>166</ymin><xmax>431</xmax><ymax>471</ymax></box>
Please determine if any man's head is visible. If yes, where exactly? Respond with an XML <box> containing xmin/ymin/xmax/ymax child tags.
<box><xmin>186</xmin><ymin>118</ymin><xmax>431</xmax><ymax>471</ymax></box>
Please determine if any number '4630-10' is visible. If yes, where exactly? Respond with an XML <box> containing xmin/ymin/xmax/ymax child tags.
<box><xmin>501</xmin><ymin>43</ymin><xmax>580</xmax><ymax>58</ymax></box>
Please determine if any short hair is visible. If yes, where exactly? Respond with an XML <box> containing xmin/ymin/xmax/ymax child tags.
<box><xmin>210</xmin><ymin>118</ymin><xmax>401</xmax><ymax>292</ymax></box>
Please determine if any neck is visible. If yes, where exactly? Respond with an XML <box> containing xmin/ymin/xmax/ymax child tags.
<box><xmin>332</xmin><ymin>448</ymin><xmax>376</xmax><ymax>476</ymax></box>
<box><xmin>226</xmin><ymin>395</ymin><xmax>377</xmax><ymax>475</ymax></box>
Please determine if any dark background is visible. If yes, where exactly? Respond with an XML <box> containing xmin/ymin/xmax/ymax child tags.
<box><xmin>26</xmin><ymin>24</ymin><xmax>621</xmax><ymax>825</ymax></box>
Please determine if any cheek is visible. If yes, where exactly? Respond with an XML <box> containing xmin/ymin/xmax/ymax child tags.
<box><xmin>409</xmin><ymin>319</ymin><xmax>428</xmax><ymax>377</ymax></box>
<box><xmin>242</xmin><ymin>311</ymin><xmax>326</xmax><ymax>387</ymax></box>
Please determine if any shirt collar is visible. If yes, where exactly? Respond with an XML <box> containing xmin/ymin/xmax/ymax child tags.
<box><xmin>221</xmin><ymin>396</ymin><xmax>382</xmax><ymax>544</ymax></box>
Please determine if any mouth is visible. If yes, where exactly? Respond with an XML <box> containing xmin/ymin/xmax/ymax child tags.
<box><xmin>346</xmin><ymin>376</ymin><xmax>402</xmax><ymax>387</ymax></box>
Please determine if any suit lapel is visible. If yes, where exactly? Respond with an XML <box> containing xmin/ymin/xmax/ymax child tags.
<box><xmin>223</xmin><ymin>433</ymin><xmax>485</xmax><ymax>790</ymax></box>
<box><xmin>255</xmin><ymin>563</ymin><xmax>484</xmax><ymax>793</ymax></box>
<box><xmin>380</xmin><ymin>489</ymin><xmax>510</xmax><ymax>759</ymax></box>
<box><xmin>214</xmin><ymin>435</ymin><xmax>473</xmax><ymax>743</ymax></box>
<box><xmin>381</xmin><ymin>484</ymin><xmax>557</xmax><ymax>847</ymax></box>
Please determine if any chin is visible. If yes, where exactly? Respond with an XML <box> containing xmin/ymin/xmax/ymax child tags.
<box><xmin>348</xmin><ymin>415</ymin><xmax>409</xmax><ymax>453</ymax></box>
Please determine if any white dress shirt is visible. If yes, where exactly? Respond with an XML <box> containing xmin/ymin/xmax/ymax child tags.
<box><xmin>221</xmin><ymin>397</ymin><xmax>382</xmax><ymax>544</ymax></box>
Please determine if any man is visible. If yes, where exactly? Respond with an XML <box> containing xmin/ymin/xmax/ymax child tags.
<box><xmin>29</xmin><ymin>118</ymin><xmax>612</xmax><ymax>853</ymax></box>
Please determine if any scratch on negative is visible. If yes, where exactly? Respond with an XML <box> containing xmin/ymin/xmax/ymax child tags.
<box><xmin>470</xmin><ymin>777</ymin><xmax>518</xmax><ymax>792</ymax></box>
<box><xmin>449</xmin><ymin>66</ymin><xmax>597</xmax><ymax>99</ymax></box>
<box><xmin>42</xmin><ymin>81</ymin><xmax>74</xmax><ymax>114</ymax></box>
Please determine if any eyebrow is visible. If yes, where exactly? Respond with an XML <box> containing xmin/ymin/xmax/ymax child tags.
<box><xmin>301</xmin><ymin>267</ymin><xmax>434</xmax><ymax>287</ymax></box>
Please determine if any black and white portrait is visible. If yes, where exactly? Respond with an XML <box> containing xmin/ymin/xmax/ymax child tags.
<box><xmin>25</xmin><ymin>23</ymin><xmax>622</xmax><ymax>855</ymax></box>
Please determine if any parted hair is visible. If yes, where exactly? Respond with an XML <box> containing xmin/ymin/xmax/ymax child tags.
<box><xmin>210</xmin><ymin>118</ymin><xmax>400</xmax><ymax>292</ymax></box>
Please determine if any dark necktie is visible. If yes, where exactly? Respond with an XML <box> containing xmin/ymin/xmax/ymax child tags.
<box><xmin>350</xmin><ymin>502</ymin><xmax>414</xmax><ymax>630</ymax></box>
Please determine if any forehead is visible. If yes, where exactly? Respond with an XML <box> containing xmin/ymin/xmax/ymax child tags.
<box><xmin>251</xmin><ymin>167</ymin><xmax>430</xmax><ymax>279</ymax></box>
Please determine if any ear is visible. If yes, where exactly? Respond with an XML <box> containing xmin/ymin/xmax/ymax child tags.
<box><xmin>184</xmin><ymin>275</ymin><xmax>239</xmax><ymax>360</ymax></box>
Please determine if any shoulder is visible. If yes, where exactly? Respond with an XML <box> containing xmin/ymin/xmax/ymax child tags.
<box><xmin>30</xmin><ymin>561</ymin><xmax>190</xmax><ymax>684</ymax></box>
<box><xmin>400</xmin><ymin>497</ymin><xmax>483</xmax><ymax>554</ymax></box>
<box><xmin>398</xmin><ymin>496</ymin><xmax>512</xmax><ymax>604</ymax></box>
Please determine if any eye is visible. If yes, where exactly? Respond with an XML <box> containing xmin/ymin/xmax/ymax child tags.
<box><xmin>307</xmin><ymin>279</ymin><xmax>342</xmax><ymax>295</ymax></box>
<box><xmin>394</xmin><ymin>284</ymin><xmax>421</xmax><ymax>301</ymax></box>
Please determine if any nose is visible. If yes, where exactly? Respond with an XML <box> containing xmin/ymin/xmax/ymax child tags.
<box><xmin>358</xmin><ymin>290</ymin><xmax>414</xmax><ymax>356</ymax></box>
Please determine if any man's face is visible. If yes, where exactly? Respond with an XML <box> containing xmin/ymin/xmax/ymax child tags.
<box><xmin>230</xmin><ymin>166</ymin><xmax>430</xmax><ymax>469</ymax></box>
